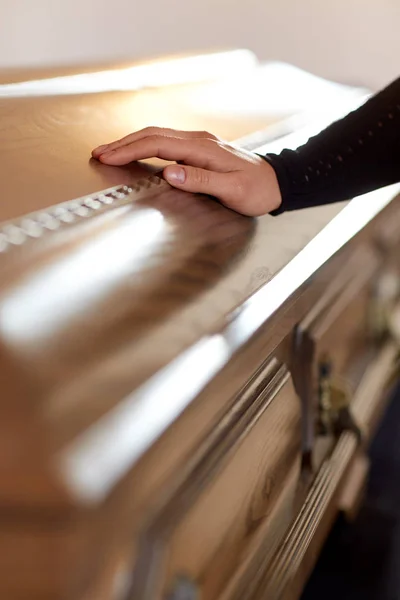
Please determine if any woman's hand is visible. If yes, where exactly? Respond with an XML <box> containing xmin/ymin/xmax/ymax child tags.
<box><xmin>92</xmin><ymin>128</ymin><xmax>282</xmax><ymax>217</ymax></box>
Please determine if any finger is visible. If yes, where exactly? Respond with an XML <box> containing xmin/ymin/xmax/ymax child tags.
<box><xmin>163</xmin><ymin>164</ymin><xmax>239</xmax><ymax>204</ymax></box>
<box><xmin>92</xmin><ymin>128</ymin><xmax>219</xmax><ymax>158</ymax></box>
<box><xmin>98</xmin><ymin>136</ymin><xmax>229</xmax><ymax>170</ymax></box>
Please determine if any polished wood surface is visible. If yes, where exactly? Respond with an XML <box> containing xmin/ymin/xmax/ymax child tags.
<box><xmin>0</xmin><ymin>49</ymin><xmax>277</xmax><ymax>222</ymax></box>
<box><xmin>0</xmin><ymin>52</ymin><xmax>399</xmax><ymax>600</ymax></box>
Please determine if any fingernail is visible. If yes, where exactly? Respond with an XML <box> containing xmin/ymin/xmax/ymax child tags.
<box><xmin>165</xmin><ymin>166</ymin><xmax>186</xmax><ymax>184</ymax></box>
<box><xmin>94</xmin><ymin>144</ymin><xmax>109</xmax><ymax>155</ymax></box>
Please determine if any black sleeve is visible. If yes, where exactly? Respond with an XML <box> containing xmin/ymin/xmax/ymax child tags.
<box><xmin>263</xmin><ymin>77</ymin><xmax>400</xmax><ymax>213</ymax></box>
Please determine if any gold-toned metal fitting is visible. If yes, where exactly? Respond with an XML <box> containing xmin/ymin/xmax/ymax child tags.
<box><xmin>317</xmin><ymin>359</ymin><xmax>362</xmax><ymax>444</ymax></box>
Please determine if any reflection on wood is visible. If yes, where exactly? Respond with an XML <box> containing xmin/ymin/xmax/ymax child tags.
<box><xmin>0</xmin><ymin>52</ymin><xmax>399</xmax><ymax>600</ymax></box>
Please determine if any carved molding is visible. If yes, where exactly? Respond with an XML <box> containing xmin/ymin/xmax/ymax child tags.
<box><xmin>0</xmin><ymin>176</ymin><xmax>165</xmax><ymax>253</ymax></box>
<box><xmin>127</xmin><ymin>360</ymin><xmax>296</xmax><ymax>599</ymax></box>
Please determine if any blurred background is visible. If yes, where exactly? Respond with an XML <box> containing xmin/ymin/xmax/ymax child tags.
<box><xmin>1</xmin><ymin>0</ymin><xmax>399</xmax><ymax>89</ymax></box>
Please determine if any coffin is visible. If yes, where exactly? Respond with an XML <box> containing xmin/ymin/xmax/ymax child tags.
<box><xmin>0</xmin><ymin>50</ymin><xmax>399</xmax><ymax>600</ymax></box>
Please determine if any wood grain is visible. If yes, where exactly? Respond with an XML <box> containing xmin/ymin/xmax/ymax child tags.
<box><xmin>129</xmin><ymin>365</ymin><xmax>301</xmax><ymax>600</ymax></box>
<box><xmin>0</xmin><ymin>55</ymin><xmax>399</xmax><ymax>600</ymax></box>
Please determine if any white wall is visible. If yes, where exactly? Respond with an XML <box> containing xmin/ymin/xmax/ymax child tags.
<box><xmin>1</xmin><ymin>0</ymin><xmax>399</xmax><ymax>89</ymax></box>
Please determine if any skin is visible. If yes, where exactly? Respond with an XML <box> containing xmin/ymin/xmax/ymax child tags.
<box><xmin>92</xmin><ymin>128</ymin><xmax>282</xmax><ymax>217</ymax></box>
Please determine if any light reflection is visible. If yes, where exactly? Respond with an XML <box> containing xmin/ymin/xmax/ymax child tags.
<box><xmin>58</xmin><ymin>184</ymin><xmax>399</xmax><ymax>504</ymax></box>
<box><xmin>187</xmin><ymin>61</ymin><xmax>369</xmax><ymax>117</ymax></box>
<box><xmin>0</xmin><ymin>209</ymin><xmax>166</xmax><ymax>344</ymax></box>
<box><xmin>0</xmin><ymin>50</ymin><xmax>256</xmax><ymax>98</ymax></box>
<box><xmin>225</xmin><ymin>184</ymin><xmax>400</xmax><ymax>347</ymax></box>
<box><xmin>59</xmin><ymin>335</ymin><xmax>229</xmax><ymax>503</ymax></box>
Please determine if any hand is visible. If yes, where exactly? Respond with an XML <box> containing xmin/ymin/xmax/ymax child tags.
<box><xmin>92</xmin><ymin>128</ymin><xmax>282</xmax><ymax>217</ymax></box>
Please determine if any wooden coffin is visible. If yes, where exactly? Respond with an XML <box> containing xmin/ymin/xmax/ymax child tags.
<box><xmin>0</xmin><ymin>51</ymin><xmax>399</xmax><ymax>600</ymax></box>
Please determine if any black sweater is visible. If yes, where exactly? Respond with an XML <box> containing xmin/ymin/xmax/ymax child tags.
<box><xmin>265</xmin><ymin>77</ymin><xmax>400</xmax><ymax>213</ymax></box>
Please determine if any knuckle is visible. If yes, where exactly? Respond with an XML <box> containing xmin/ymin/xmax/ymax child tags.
<box><xmin>200</xmin><ymin>130</ymin><xmax>218</xmax><ymax>140</ymax></box>
<box><xmin>142</xmin><ymin>126</ymin><xmax>171</xmax><ymax>138</ymax></box>
<box><xmin>158</xmin><ymin>127</ymin><xmax>173</xmax><ymax>136</ymax></box>
<box><xmin>141</xmin><ymin>126</ymin><xmax>157</xmax><ymax>136</ymax></box>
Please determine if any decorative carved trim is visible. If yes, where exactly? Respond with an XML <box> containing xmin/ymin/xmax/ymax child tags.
<box><xmin>0</xmin><ymin>175</ymin><xmax>165</xmax><ymax>253</ymax></box>
<box><xmin>250</xmin><ymin>431</ymin><xmax>357</xmax><ymax>600</ymax></box>
<box><xmin>127</xmin><ymin>359</ymin><xmax>291</xmax><ymax>600</ymax></box>
<box><xmin>228</xmin><ymin>341</ymin><xmax>397</xmax><ymax>600</ymax></box>
<box><xmin>293</xmin><ymin>245</ymin><xmax>379</xmax><ymax>458</ymax></box>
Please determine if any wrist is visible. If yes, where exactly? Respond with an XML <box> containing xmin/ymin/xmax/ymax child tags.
<box><xmin>258</xmin><ymin>156</ymin><xmax>283</xmax><ymax>214</ymax></box>
<box><xmin>267</xmin><ymin>162</ymin><xmax>283</xmax><ymax>213</ymax></box>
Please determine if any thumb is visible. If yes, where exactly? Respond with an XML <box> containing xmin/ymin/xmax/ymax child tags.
<box><xmin>163</xmin><ymin>165</ymin><xmax>227</xmax><ymax>198</ymax></box>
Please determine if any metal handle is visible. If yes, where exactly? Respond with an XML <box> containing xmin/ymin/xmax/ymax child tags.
<box><xmin>318</xmin><ymin>359</ymin><xmax>362</xmax><ymax>443</ymax></box>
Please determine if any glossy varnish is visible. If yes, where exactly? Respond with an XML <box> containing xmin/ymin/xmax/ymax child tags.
<box><xmin>0</xmin><ymin>54</ymin><xmax>399</xmax><ymax>600</ymax></box>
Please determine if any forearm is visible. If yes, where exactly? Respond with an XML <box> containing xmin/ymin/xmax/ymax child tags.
<box><xmin>264</xmin><ymin>76</ymin><xmax>400</xmax><ymax>213</ymax></box>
